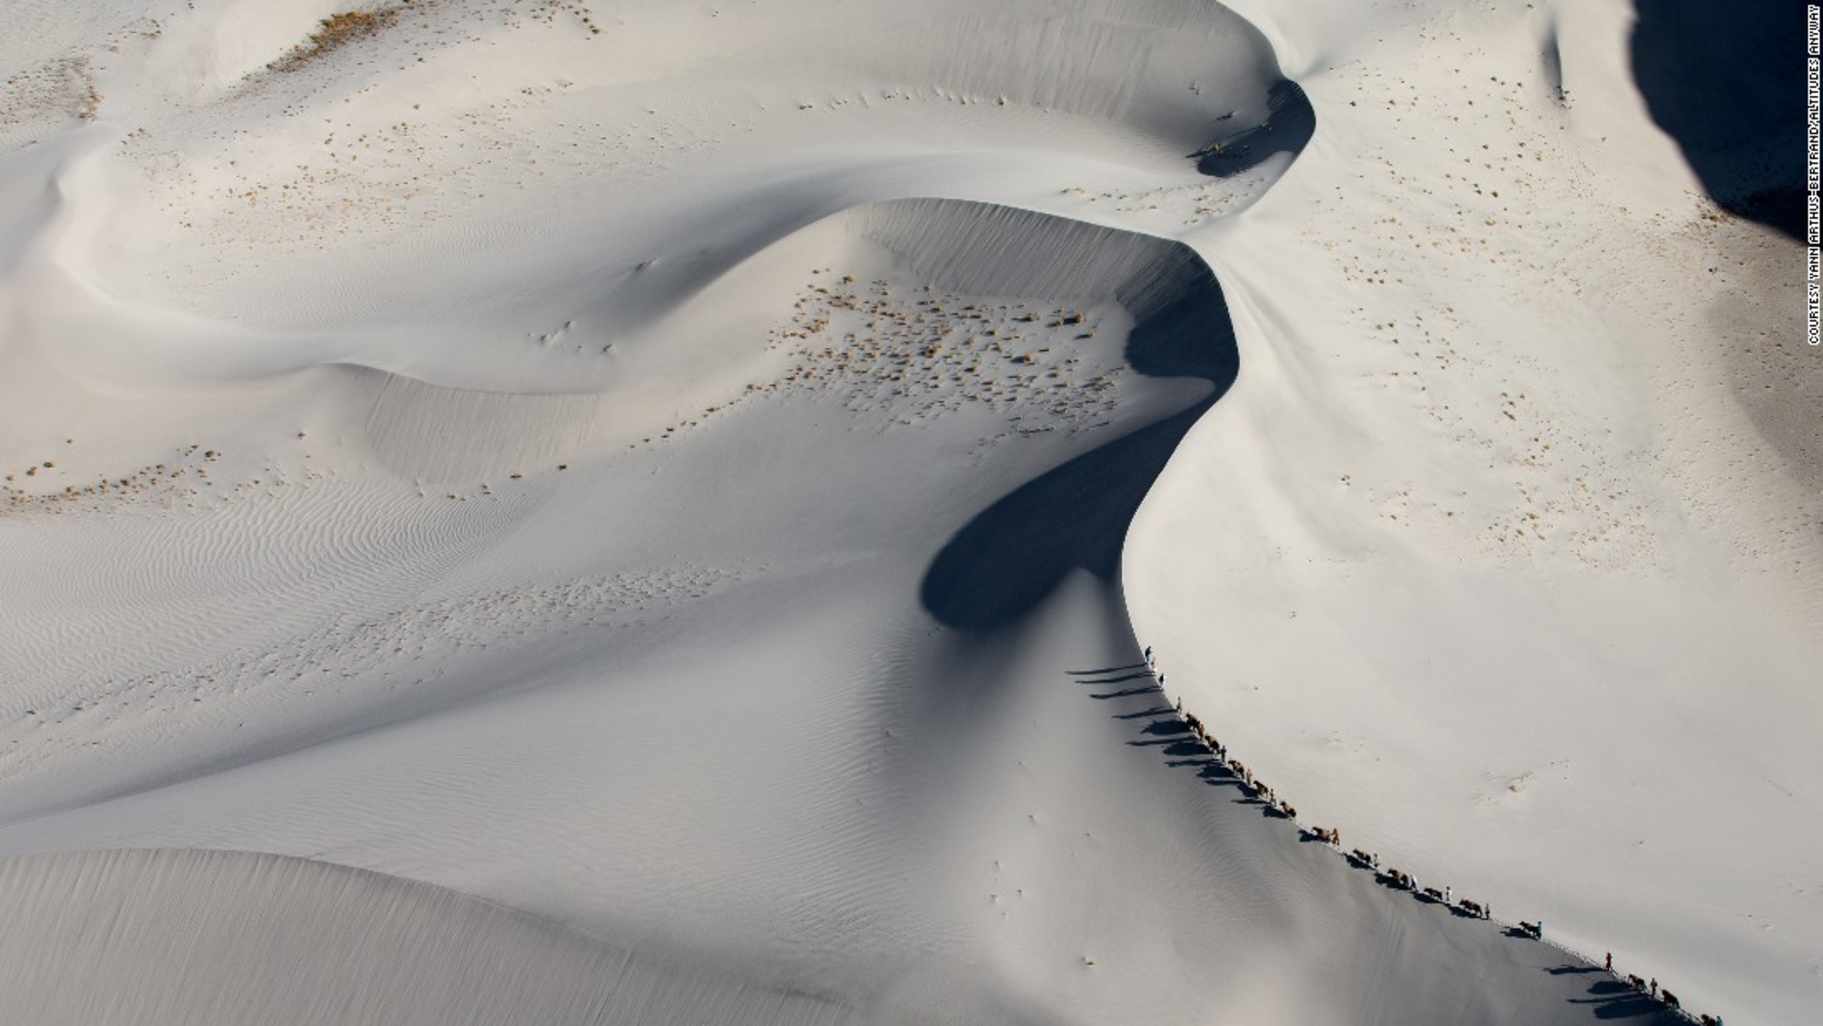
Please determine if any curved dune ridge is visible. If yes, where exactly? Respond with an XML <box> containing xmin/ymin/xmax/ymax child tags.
<box><xmin>0</xmin><ymin>848</ymin><xmax>855</xmax><ymax>1026</ymax></box>
<box><xmin>0</xmin><ymin>206</ymin><xmax>1672</xmax><ymax>1023</ymax></box>
<box><xmin>0</xmin><ymin>197</ymin><xmax>1229</xmax><ymax>833</ymax></box>
<box><xmin>1</xmin><ymin>182</ymin><xmax>1639</xmax><ymax>1023</ymax></box>
<box><xmin>0</xmin><ymin>1</ymin><xmax>1816</xmax><ymax>1025</ymax></box>
<box><xmin>19</xmin><ymin>0</ymin><xmax>1290</xmax><ymax>392</ymax></box>
<box><xmin>355</xmin><ymin>196</ymin><xmax>1231</xmax><ymax>486</ymax></box>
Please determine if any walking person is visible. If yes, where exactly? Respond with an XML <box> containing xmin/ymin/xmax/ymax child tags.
<box><xmin>1604</xmin><ymin>952</ymin><xmax>1612</xmax><ymax>972</ymax></box>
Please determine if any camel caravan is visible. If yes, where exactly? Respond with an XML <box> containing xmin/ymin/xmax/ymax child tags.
<box><xmin>1141</xmin><ymin>644</ymin><xmax>1726</xmax><ymax>1026</ymax></box>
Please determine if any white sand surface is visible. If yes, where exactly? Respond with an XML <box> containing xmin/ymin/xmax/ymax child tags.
<box><xmin>1127</xmin><ymin>4</ymin><xmax>1821</xmax><ymax>1023</ymax></box>
<box><xmin>0</xmin><ymin>1</ymin><xmax>1810</xmax><ymax>1024</ymax></box>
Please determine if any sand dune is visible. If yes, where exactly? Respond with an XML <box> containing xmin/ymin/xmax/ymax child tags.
<box><xmin>0</xmin><ymin>1</ymin><xmax>1812</xmax><ymax>1024</ymax></box>
<box><xmin>0</xmin><ymin>848</ymin><xmax>856</xmax><ymax>1026</ymax></box>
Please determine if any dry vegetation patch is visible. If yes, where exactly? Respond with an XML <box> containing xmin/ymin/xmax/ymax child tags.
<box><xmin>271</xmin><ymin>8</ymin><xmax>400</xmax><ymax>72</ymax></box>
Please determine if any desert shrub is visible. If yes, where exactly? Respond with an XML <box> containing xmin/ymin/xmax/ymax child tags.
<box><xmin>271</xmin><ymin>8</ymin><xmax>399</xmax><ymax>71</ymax></box>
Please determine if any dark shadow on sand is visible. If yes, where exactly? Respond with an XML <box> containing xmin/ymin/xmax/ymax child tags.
<box><xmin>1073</xmin><ymin>671</ymin><xmax>1156</xmax><ymax>687</ymax></box>
<box><xmin>919</xmin><ymin>258</ymin><xmax>1241</xmax><ymax>629</ymax></box>
<box><xmin>1561</xmin><ymin>977</ymin><xmax>1687</xmax><ymax>1024</ymax></box>
<box><xmin>1089</xmin><ymin>686</ymin><xmax>1161</xmax><ymax>701</ymax></box>
<box><xmin>1139</xmin><ymin>718</ymin><xmax>1190</xmax><ymax>736</ymax></box>
<box><xmin>1193</xmin><ymin>80</ymin><xmax>1316</xmax><ymax>178</ymax></box>
<box><xmin>1113</xmin><ymin>706</ymin><xmax>1177</xmax><ymax>720</ymax></box>
<box><xmin>1630</xmin><ymin>0</ymin><xmax>1804</xmax><ymax>239</ymax></box>
<box><xmin>917</xmin><ymin>77</ymin><xmax>1318</xmax><ymax>632</ymax></box>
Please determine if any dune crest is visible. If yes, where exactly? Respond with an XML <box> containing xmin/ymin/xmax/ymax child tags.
<box><xmin>0</xmin><ymin>1</ymin><xmax>1812</xmax><ymax>1025</ymax></box>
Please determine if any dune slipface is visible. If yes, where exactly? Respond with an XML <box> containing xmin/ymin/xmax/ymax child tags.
<box><xmin>0</xmin><ymin>2</ymin><xmax>1814</xmax><ymax>1026</ymax></box>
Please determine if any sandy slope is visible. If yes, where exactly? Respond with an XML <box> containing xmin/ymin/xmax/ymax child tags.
<box><xmin>0</xmin><ymin>848</ymin><xmax>855</xmax><ymax>1026</ymax></box>
<box><xmin>0</xmin><ymin>1</ymin><xmax>1809</xmax><ymax>1024</ymax></box>
<box><xmin>0</xmin><ymin>194</ymin><xmax>1646</xmax><ymax>1024</ymax></box>
<box><xmin>1128</xmin><ymin>2</ymin><xmax>1822</xmax><ymax>1024</ymax></box>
